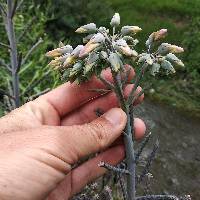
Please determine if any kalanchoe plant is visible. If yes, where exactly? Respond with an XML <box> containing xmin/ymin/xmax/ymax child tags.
<box><xmin>46</xmin><ymin>13</ymin><xmax>189</xmax><ymax>200</ymax></box>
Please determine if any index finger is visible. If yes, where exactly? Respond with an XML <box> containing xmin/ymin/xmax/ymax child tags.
<box><xmin>39</xmin><ymin>65</ymin><xmax>135</xmax><ymax>117</ymax></box>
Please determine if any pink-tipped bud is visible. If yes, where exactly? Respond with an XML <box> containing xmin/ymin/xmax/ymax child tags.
<box><xmin>154</xmin><ymin>29</ymin><xmax>168</xmax><ymax>41</ymax></box>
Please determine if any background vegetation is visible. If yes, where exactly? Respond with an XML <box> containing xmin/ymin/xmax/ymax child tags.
<box><xmin>0</xmin><ymin>0</ymin><xmax>200</xmax><ymax>117</ymax></box>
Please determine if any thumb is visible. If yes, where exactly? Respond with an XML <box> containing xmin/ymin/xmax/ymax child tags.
<box><xmin>59</xmin><ymin>108</ymin><xmax>127</xmax><ymax>163</ymax></box>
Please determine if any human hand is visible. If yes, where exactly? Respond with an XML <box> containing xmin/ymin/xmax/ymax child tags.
<box><xmin>0</xmin><ymin>66</ymin><xmax>145</xmax><ymax>200</ymax></box>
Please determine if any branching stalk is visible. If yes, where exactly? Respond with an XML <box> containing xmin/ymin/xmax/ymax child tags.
<box><xmin>6</xmin><ymin>0</ymin><xmax>20</xmax><ymax>108</ymax></box>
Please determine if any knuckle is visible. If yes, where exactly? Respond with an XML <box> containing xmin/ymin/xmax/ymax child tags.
<box><xmin>88</xmin><ymin>120</ymin><xmax>110</xmax><ymax>149</ymax></box>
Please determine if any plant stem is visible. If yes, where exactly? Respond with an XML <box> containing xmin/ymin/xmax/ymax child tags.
<box><xmin>127</xmin><ymin>63</ymin><xmax>148</xmax><ymax>105</ymax></box>
<box><xmin>112</xmin><ymin>71</ymin><xmax>136</xmax><ymax>200</ymax></box>
<box><xmin>6</xmin><ymin>0</ymin><xmax>20</xmax><ymax>108</ymax></box>
<box><xmin>125</xmin><ymin>110</ymin><xmax>136</xmax><ymax>200</ymax></box>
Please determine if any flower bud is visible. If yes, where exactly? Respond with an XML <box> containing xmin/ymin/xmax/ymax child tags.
<box><xmin>48</xmin><ymin>54</ymin><xmax>70</xmax><ymax>69</ymax></box>
<box><xmin>110</xmin><ymin>13</ymin><xmax>120</xmax><ymax>27</ymax></box>
<box><xmin>79</xmin><ymin>33</ymin><xmax>105</xmax><ymax>57</ymax></box>
<box><xmin>71</xmin><ymin>45</ymin><xmax>84</xmax><ymax>57</ymax></box>
<box><xmin>98</xmin><ymin>27</ymin><xmax>109</xmax><ymax>33</ymax></box>
<box><xmin>87</xmin><ymin>52</ymin><xmax>99</xmax><ymax>65</ymax></box>
<box><xmin>59</xmin><ymin>41</ymin><xmax>65</xmax><ymax>48</ymax></box>
<box><xmin>166</xmin><ymin>53</ymin><xmax>184</xmax><ymax>67</ymax></box>
<box><xmin>79</xmin><ymin>43</ymin><xmax>100</xmax><ymax>58</ymax></box>
<box><xmin>63</xmin><ymin>45</ymin><xmax>84</xmax><ymax>68</ymax></box>
<box><xmin>83</xmin><ymin>34</ymin><xmax>95</xmax><ymax>44</ymax></box>
<box><xmin>123</xmin><ymin>36</ymin><xmax>139</xmax><ymax>46</ymax></box>
<box><xmin>138</xmin><ymin>53</ymin><xmax>153</xmax><ymax>65</ymax></box>
<box><xmin>63</xmin><ymin>55</ymin><xmax>76</xmax><ymax>68</ymax></box>
<box><xmin>69</xmin><ymin>62</ymin><xmax>83</xmax><ymax>77</ymax></box>
<box><xmin>100</xmin><ymin>51</ymin><xmax>108</xmax><ymax>60</ymax></box>
<box><xmin>169</xmin><ymin>45</ymin><xmax>184</xmax><ymax>54</ymax></box>
<box><xmin>108</xmin><ymin>52</ymin><xmax>123</xmax><ymax>72</ymax></box>
<box><xmin>75</xmin><ymin>23</ymin><xmax>97</xmax><ymax>34</ymax></box>
<box><xmin>154</xmin><ymin>29</ymin><xmax>168</xmax><ymax>41</ymax></box>
<box><xmin>121</xmin><ymin>26</ymin><xmax>142</xmax><ymax>35</ymax></box>
<box><xmin>158</xmin><ymin>43</ymin><xmax>184</xmax><ymax>55</ymax></box>
<box><xmin>46</xmin><ymin>45</ymin><xmax>73</xmax><ymax>57</ymax></box>
<box><xmin>114</xmin><ymin>39</ymin><xmax>136</xmax><ymax>57</ymax></box>
<box><xmin>146</xmin><ymin>29</ymin><xmax>167</xmax><ymax>47</ymax></box>
<box><xmin>84</xmin><ymin>52</ymin><xmax>99</xmax><ymax>74</ymax></box>
<box><xmin>90</xmin><ymin>33</ymin><xmax>105</xmax><ymax>43</ymax></box>
<box><xmin>151</xmin><ymin>63</ymin><xmax>160</xmax><ymax>76</ymax></box>
<box><xmin>161</xmin><ymin>60</ymin><xmax>176</xmax><ymax>73</ymax></box>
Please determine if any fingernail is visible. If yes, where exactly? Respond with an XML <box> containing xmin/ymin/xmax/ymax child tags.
<box><xmin>103</xmin><ymin>108</ymin><xmax>124</xmax><ymax>126</ymax></box>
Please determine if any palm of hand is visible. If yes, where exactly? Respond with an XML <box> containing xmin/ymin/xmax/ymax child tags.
<box><xmin>0</xmin><ymin>68</ymin><xmax>145</xmax><ymax>200</ymax></box>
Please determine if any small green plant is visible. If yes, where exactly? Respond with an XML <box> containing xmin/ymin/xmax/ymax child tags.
<box><xmin>46</xmin><ymin>13</ymin><xmax>190</xmax><ymax>200</ymax></box>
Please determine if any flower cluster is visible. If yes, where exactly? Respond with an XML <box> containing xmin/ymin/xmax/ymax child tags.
<box><xmin>46</xmin><ymin>13</ymin><xmax>184</xmax><ymax>83</ymax></box>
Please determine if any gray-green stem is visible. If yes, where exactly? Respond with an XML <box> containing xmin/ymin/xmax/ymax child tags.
<box><xmin>112</xmin><ymin>71</ymin><xmax>136</xmax><ymax>200</ymax></box>
<box><xmin>6</xmin><ymin>0</ymin><xmax>20</xmax><ymax>108</ymax></box>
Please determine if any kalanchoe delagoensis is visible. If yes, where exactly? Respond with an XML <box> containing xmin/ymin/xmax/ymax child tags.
<box><xmin>46</xmin><ymin>45</ymin><xmax>73</xmax><ymax>57</ymax></box>
<box><xmin>109</xmin><ymin>52</ymin><xmax>123</xmax><ymax>72</ymax></box>
<box><xmin>63</xmin><ymin>45</ymin><xmax>84</xmax><ymax>68</ymax></box>
<box><xmin>158</xmin><ymin>43</ymin><xmax>184</xmax><ymax>55</ymax></box>
<box><xmin>110</xmin><ymin>13</ymin><xmax>120</xmax><ymax>27</ymax></box>
<box><xmin>75</xmin><ymin>23</ymin><xmax>97</xmax><ymax>34</ymax></box>
<box><xmin>146</xmin><ymin>29</ymin><xmax>168</xmax><ymax>47</ymax></box>
<box><xmin>79</xmin><ymin>33</ymin><xmax>105</xmax><ymax>58</ymax></box>
<box><xmin>46</xmin><ymin>13</ymin><xmax>186</xmax><ymax>200</ymax></box>
<box><xmin>166</xmin><ymin>53</ymin><xmax>185</xmax><ymax>67</ymax></box>
<box><xmin>121</xmin><ymin>25</ymin><xmax>142</xmax><ymax>35</ymax></box>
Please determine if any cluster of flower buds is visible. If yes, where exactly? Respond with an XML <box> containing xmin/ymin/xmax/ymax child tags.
<box><xmin>46</xmin><ymin>13</ymin><xmax>184</xmax><ymax>83</ymax></box>
<box><xmin>138</xmin><ymin>30</ymin><xmax>184</xmax><ymax>76</ymax></box>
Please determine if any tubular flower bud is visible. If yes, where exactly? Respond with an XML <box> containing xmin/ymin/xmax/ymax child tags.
<box><xmin>158</xmin><ymin>43</ymin><xmax>184</xmax><ymax>55</ymax></box>
<box><xmin>154</xmin><ymin>29</ymin><xmax>168</xmax><ymax>41</ymax></box>
<box><xmin>115</xmin><ymin>39</ymin><xmax>133</xmax><ymax>56</ymax></box>
<box><xmin>75</xmin><ymin>23</ymin><xmax>97</xmax><ymax>34</ymax></box>
<box><xmin>79</xmin><ymin>33</ymin><xmax>105</xmax><ymax>57</ymax></box>
<box><xmin>110</xmin><ymin>13</ymin><xmax>120</xmax><ymax>27</ymax></box>
<box><xmin>161</xmin><ymin>60</ymin><xmax>176</xmax><ymax>73</ymax></box>
<box><xmin>84</xmin><ymin>52</ymin><xmax>99</xmax><ymax>74</ymax></box>
<box><xmin>138</xmin><ymin>53</ymin><xmax>153</xmax><ymax>65</ymax></box>
<box><xmin>46</xmin><ymin>45</ymin><xmax>73</xmax><ymax>57</ymax></box>
<box><xmin>123</xmin><ymin>36</ymin><xmax>139</xmax><ymax>46</ymax></box>
<box><xmin>63</xmin><ymin>55</ymin><xmax>76</xmax><ymax>68</ymax></box>
<box><xmin>121</xmin><ymin>26</ymin><xmax>142</xmax><ymax>35</ymax></box>
<box><xmin>168</xmin><ymin>45</ymin><xmax>184</xmax><ymax>54</ymax></box>
<box><xmin>63</xmin><ymin>45</ymin><xmax>84</xmax><ymax>68</ymax></box>
<box><xmin>100</xmin><ymin>51</ymin><xmax>108</xmax><ymax>60</ymax></box>
<box><xmin>83</xmin><ymin>34</ymin><xmax>95</xmax><ymax>44</ymax></box>
<box><xmin>151</xmin><ymin>63</ymin><xmax>160</xmax><ymax>76</ymax></box>
<box><xmin>166</xmin><ymin>53</ymin><xmax>184</xmax><ymax>67</ymax></box>
<box><xmin>98</xmin><ymin>26</ymin><xmax>109</xmax><ymax>33</ymax></box>
<box><xmin>48</xmin><ymin>54</ymin><xmax>70</xmax><ymax>69</ymax></box>
<box><xmin>71</xmin><ymin>45</ymin><xmax>84</xmax><ymax>57</ymax></box>
<box><xmin>146</xmin><ymin>29</ymin><xmax>167</xmax><ymax>47</ymax></box>
<box><xmin>69</xmin><ymin>62</ymin><xmax>83</xmax><ymax>77</ymax></box>
<box><xmin>109</xmin><ymin>52</ymin><xmax>123</xmax><ymax>72</ymax></box>
<box><xmin>79</xmin><ymin>43</ymin><xmax>100</xmax><ymax>58</ymax></box>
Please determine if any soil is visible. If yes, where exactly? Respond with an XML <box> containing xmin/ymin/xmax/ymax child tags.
<box><xmin>134</xmin><ymin>100</ymin><xmax>200</xmax><ymax>199</ymax></box>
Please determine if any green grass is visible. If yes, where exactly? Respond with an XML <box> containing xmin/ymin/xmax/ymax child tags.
<box><xmin>106</xmin><ymin>0</ymin><xmax>200</xmax><ymax>117</ymax></box>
